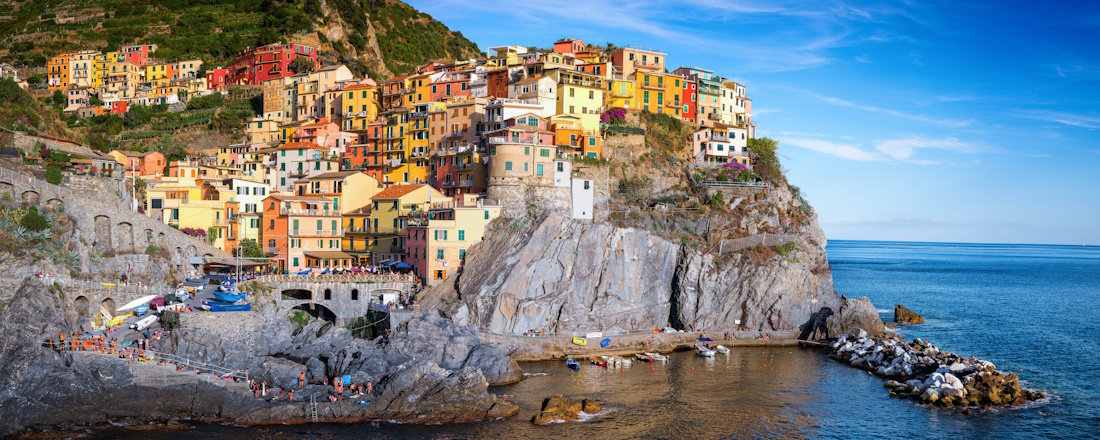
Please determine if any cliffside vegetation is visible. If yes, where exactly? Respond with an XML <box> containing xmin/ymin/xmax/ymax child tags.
<box><xmin>0</xmin><ymin>0</ymin><xmax>480</xmax><ymax>77</ymax></box>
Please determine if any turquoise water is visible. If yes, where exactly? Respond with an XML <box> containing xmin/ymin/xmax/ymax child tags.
<box><xmin>89</xmin><ymin>241</ymin><xmax>1098</xmax><ymax>438</ymax></box>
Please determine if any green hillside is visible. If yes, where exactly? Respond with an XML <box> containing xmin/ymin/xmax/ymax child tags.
<box><xmin>0</xmin><ymin>0</ymin><xmax>481</xmax><ymax>77</ymax></box>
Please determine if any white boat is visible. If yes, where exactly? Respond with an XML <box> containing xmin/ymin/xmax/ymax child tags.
<box><xmin>644</xmin><ymin>352</ymin><xmax>668</xmax><ymax>362</ymax></box>
<box><xmin>715</xmin><ymin>345</ymin><xmax>730</xmax><ymax>354</ymax></box>
<box><xmin>695</xmin><ymin>344</ymin><xmax>716</xmax><ymax>357</ymax></box>
<box><xmin>612</xmin><ymin>355</ymin><xmax>632</xmax><ymax>365</ymax></box>
<box><xmin>129</xmin><ymin>315</ymin><xmax>157</xmax><ymax>331</ymax></box>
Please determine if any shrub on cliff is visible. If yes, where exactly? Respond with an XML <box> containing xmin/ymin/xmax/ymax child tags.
<box><xmin>19</xmin><ymin>206</ymin><xmax>50</xmax><ymax>232</ymax></box>
<box><xmin>44</xmin><ymin>165</ymin><xmax>62</xmax><ymax>185</ymax></box>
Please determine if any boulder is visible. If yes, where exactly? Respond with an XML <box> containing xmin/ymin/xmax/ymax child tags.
<box><xmin>893</xmin><ymin>304</ymin><xmax>925</xmax><ymax>325</ymax></box>
<box><xmin>532</xmin><ymin>395</ymin><xmax>601</xmax><ymax>425</ymax></box>
<box><xmin>825</xmin><ymin>296</ymin><xmax>886</xmax><ymax>338</ymax></box>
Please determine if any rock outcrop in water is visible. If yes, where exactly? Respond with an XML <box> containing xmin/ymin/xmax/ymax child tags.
<box><xmin>0</xmin><ymin>278</ymin><xmax>519</xmax><ymax>436</ymax></box>
<box><xmin>531</xmin><ymin>395</ymin><xmax>602</xmax><ymax>425</ymax></box>
<box><xmin>830</xmin><ymin>333</ymin><xmax>1043</xmax><ymax>408</ymax></box>
<box><xmin>894</xmin><ymin>304</ymin><xmax>925</xmax><ymax>325</ymax></box>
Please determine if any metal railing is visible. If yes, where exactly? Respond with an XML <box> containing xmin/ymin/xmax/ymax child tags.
<box><xmin>255</xmin><ymin>273</ymin><xmax>418</xmax><ymax>283</ymax></box>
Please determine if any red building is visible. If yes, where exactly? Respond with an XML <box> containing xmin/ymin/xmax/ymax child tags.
<box><xmin>119</xmin><ymin>44</ymin><xmax>156</xmax><ymax>66</ymax></box>
<box><xmin>681</xmin><ymin>75</ymin><xmax>697</xmax><ymax>124</ymax></box>
<box><xmin>487</xmin><ymin>69</ymin><xmax>510</xmax><ymax>98</ymax></box>
<box><xmin>429</xmin><ymin>70</ymin><xmax>472</xmax><ymax>102</ymax></box>
<box><xmin>110</xmin><ymin>101</ymin><xmax>129</xmax><ymax>115</ymax></box>
<box><xmin>206</xmin><ymin>68</ymin><xmax>229</xmax><ymax>91</ymax></box>
<box><xmin>226</xmin><ymin>43</ymin><xmax>319</xmax><ymax>86</ymax></box>
<box><xmin>553</xmin><ymin>38</ymin><xmax>585</xmax><ymax>54</ymax></box>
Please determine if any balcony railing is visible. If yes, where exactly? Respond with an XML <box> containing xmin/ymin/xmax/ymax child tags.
<box><xmin>456</xmin><ymin>179</ymin><xmax>474</xmax><ymax>187</ymax></box>
<box><xmin>488</xmin><ymin>135</ymin><xmax>538</xmax><ymax>145</ymax></box>
<box><xmin>264</xmin><ymin>247</ymin><xmax>280</xmax><ymax>255</ymax></box>
<box><xmin>290</xmin><ymin>228</ymin><xmax>344</xmax><ymax>237</ymax></box>
<box><xmin>280</xmin><ymin>208</ymin><xmax>338</xmax><ymax>216</ymax></box>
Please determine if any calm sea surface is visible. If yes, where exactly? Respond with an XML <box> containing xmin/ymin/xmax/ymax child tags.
<box><xmin>89</xmin><ymin>241</ymin><xmax>1100</xmax><ymax>439</ymax></box>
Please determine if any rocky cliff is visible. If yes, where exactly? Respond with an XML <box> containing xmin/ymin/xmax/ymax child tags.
<box><xmin>0</xmin><ymin>278</ymin><xmax>519</xmax><ymax>436</ymax></box>
<box><xmin>429</xmin><ymin>181</ymin><xmax>882</xmax><ymax>340</ymax></box>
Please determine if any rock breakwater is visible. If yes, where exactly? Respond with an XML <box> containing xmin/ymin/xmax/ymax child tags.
<box><xmin>531</xmin><ymin>395</ymin><xmax>602</xmax><ymax>425</ymax></box>
<box><xmin>830</xmin><ymin>332</ymin><xmax>1043</xmax><ymax>408</ymax></box>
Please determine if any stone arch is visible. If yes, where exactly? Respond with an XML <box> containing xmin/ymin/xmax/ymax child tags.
<box><xmin>144</xmin><ymin>229</ymin><xmax>154</xmax><ymax>246</ymax></box>
<box><xmin>351</xmin><ymin>289</ymin><xmax>359</xmax><ymax>301</ymax></box>
<box><xmin>101</xmin><ymin>297</ymin><xmax>117</xmax><ymax>318</ymax></box>
<box><xmin>159</xmin><ymin>232</ymin><xmax>166</xmax><ymax>246</ymax></box>
<box><xmin>323</xmin><ymin>288</ymin><xmax>332</xmax><ymax>301</ymax></box>
<box><xmin>291</xmin><ymin>303</ymin><xmax>337</xmax><ymax>322</ymax></box>
<box><xmin>46</xmin><ymin>198</ymin><xmax>63</xmax><ymax>211</ymax></box>
<box><xmin>203</xmin><ymin>253</ymin><xmax>213</xmax><ymax>259</ymax></box>
<box><xmin>282</xmin><ymin>289</ymin><xmax>311</xmax><ymax>301</ymax></box>
<box><xmin>21</xmin><ymin>190</ymin><xmax>39</xmax><ymax>205</ymax></box>
<box><xmin>115</xmin><ymin>222</ymin><xmax>134</xmax><ymax>251</ymax></box>
<box><xmin>0</xmin><ymin>181</ymin><xmax>12</xmax><ymax>196</ymax></box>
<box><xmin>74</xmin><ymin>296</ymin><xmax>90</xmax><ymax>319</ymax></box>
<box><xmin>94</xmin><ymin>215</ymin><xmax>111</xmax><ymax>252</ymax></box>
<box><xmin>186</xmin><ymin>245</ymin><xmax>197</xmax><ymax>259</ymax></box>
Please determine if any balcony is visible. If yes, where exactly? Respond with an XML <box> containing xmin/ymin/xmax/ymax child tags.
<box><xmin>456</xmin><ymin>179</ymin><xmax>474</xmax><ymax>187</ymax></box>
<box><xmin>667</xmin><ymin>101</ymin><xmax>682</xmax><ymax>108</ymax></box>
<box><xmin>410</xmin><ymin>111</ymin><xmax>428</xmax><ymax>118</ymax></box>
<box><xmin>290</xmin><ymin>228</ymin><xmax>344</xmax><ymax>237</ymax></box>
<box><xmin>488</xmin><ymin>135</ymin><xmax>538</xmax><ymax>145</ymax></box>
<box><xmin>280</xmin><ymin>208</ymin><xmax>338</xmax><ymax>216</ymax></box>
<box><xmin>711</xmin><ymin>134</ymin><xmax>730</xmax><ymax>142</ymax></box>
<box><xmin>384</xmin><ymin>143</ymin><xmax>405</xmax><ymax>153</ymax></box>
<box><xmin>264</xmin><ymin>247</ymin><xmax>280</xmax><ymax>255</ymax></box>
<box><xmin>344</xmin><ymin>226</ymin><xmax>372</xmax><ymax>235</ymax></box>
<box><xmin>707</xmin><ymin>113</ymin><xmax>720</xmax><ymax>121</ymax></box>
<box><xmin>441</xmin><ymin>180</ymin><xmax>454</xmax><ymax>187</ymax></box>
<box><xmin>609</xmin><ymin>89</ymin><xmax>634</xmax><ymax>98</ymax></box>
<box><xmin>369</xmin><ymin>227</ymin><xmax>406</xmax><ymax>236</ymax></box>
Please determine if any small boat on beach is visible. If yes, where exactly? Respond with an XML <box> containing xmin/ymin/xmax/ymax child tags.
<box><xmin>566</xmin><ymin>358</ymin><xmax>580</xmax><ymax>371</ymax></box>
<box><xmin>212</xmin><ymin>290</ymin><xmax>246</xmax><ymax>303</ymax></box>
<box><xmin>571</xmin><ymin>336</ymin><xmax>587</xmax><ymax>346</ymax></box>
<box><xmin>716</xmin><ymin>345</ymin><xmax>730</xmax><ymax>354</ymax></box>
<box><xmin>202</xmin><ymin>300</ymin><xmax>251</xmax><ymax>312</ymax></box>
<box><xmin>695</xmin><ymin>344</ymin><xmax>716</xmax><ymax>357</ymax></box>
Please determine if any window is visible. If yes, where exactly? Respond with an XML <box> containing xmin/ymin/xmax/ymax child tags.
<box><xmin>269</xmin><ymin>219</ymin><xmax>275</xmax><ymax>229</ymax></box>
<box><xmin>459</xmin><ymin>249</ymin><xmax>466</xmax><ymax>260</ymax></box>
<box><xmin>643</xmin><ymin>91</ymin><xmax>649</xmax><ymax>104</ymax></box>
<box><xmin>437</xmin><ymin>249</ymin><xmax>444</xmax><ymax>260</ymax></box>
<box><xmin>536</xmin><ymin>164</ymin><xmax>543</xmax><ymax>176</ymax></box>
<box><xmin>524</xmin><ymin>146</ymin><xmax>530</xmax><ymax>155</ymax></box>
<box><xmin>484</xmin><ymin>210</ymin><xmax>489</xmax><ymax>220</ymax></box>
<box><xmin>584</xmin><ymin>180</ymin><xmax>591</xmax><ymax>190</ymax></box>
<box><xmin>588</xmin><ymin>90</ymin><xmax>594</xmax><ymax>99</ymax></box>
<box><xmin>540</xmin><ymin>149</ymin><xmax>550</xmax><ymax>157</ymax></box>
<box><xmin>569</xmin><ymin>88</ymin><xmax>574</xmax><ymax>97</ymax></box>
<box><xmin>459</xmin><ymin>230</ymin><xmax>465</xmax><ymax>241</ymax></box>
<box><xmin>293</xmin><ymin>257</ymin><xmax>298</xmax><ymax>267</ymax></box>
<box><xmin>443</xmin><ymin>231</ymin><xmax>448</xmax><ymax>240</ymax></box>
<box><xmin>557</xmin><ymin>162</ymin><xmax>564</xmax><ymax>172</ymax></box>
<box><xmin>658</xmin><ymin>93</ymin><xmax>663</xmax><ymax>106</ymax></box>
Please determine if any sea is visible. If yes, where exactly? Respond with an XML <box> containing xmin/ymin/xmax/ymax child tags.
<box><xmin>87</xmin><ymin>241</ymin><xmax>1100</xmax><ymax>439</ymax></box>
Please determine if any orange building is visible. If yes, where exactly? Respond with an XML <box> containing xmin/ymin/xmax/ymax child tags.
<box><xmin>48</xmin><ymin>53</ymin><xmax>73</xmax><ymax>91</ymax></box>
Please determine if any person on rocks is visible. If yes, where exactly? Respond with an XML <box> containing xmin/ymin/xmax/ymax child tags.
<box><xmin>288</xmin><ymin>390</ymin><xmax>293</xmax><ymax>402</ymax></box>
<box><xmin>262</xmin><ymin>381</ymin><xmax>267</xmax><ymax>397</ymax></box>
<box><xmin>366</xmin><ymin>381</ymin><xmax>372</xmax><ymax>395</ymax></box>
<box><xmin>299</xmin><ymin>372</ymin><xmax>305</xmax><ymax>389</ymax></box>
<box><xmin>328</xmin><ymin>393</ymin><xmax>337</xmax><ymax>402</ymax></box>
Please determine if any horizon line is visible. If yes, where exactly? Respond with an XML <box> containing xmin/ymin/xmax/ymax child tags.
<box><xmin>827</xmin><ymin>238</ymin><xmax>1099</xmax><ymax>247</ymax></box>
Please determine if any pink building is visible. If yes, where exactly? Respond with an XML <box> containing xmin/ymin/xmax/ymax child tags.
<box><xmin>119</xmin><ymin>44</ymin><xmax>156</xmax><ymax>66</ymax></box>
<box><xmin>429</xmin><ymin>70</ymin><xmax>472</xmax><ymax>102</ymax></box>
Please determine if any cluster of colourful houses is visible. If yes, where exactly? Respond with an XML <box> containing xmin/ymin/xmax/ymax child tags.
<box><xmin>45</xmin><ymin>42</ymin><xmax>319</xmax><ymax>116</ymax></box>
<box><xmin>58</xmin><ymin>38</ymin><xmax>756</xmax><ymax>286</ymax></box>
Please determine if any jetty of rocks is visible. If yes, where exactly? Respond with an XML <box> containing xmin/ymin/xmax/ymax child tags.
<box><xmin>829</xmin><ymin>330</ymin><xmax>1043</xmax><ymax>408</ymax></box>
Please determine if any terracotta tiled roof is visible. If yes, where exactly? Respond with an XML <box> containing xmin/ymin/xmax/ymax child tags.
<box><xmin>371</xmin><ymin>184</ymin><xmax>426</xmax><ymax>200</ymax></box>
<box><xmin>274</xmin><ymin>141</ymin><xmax>326</xmax><ymax>151</ymax></box>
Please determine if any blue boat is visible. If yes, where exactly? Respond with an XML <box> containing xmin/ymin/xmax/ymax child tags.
<box><xmin>203</xmin><ymin>300</ymin><xmax>251</xmax><ymax>312</ymax></box>
<box><xmin>135</xmin><ymin>304</ymin><xmax>149</xmax><ymax>316</ymax></box>
<box><xmin>566</xmin><ymin>358</ymin><xmax>580</xmax><ymax>371</ymax></box>
<box><xmin>212</xmin><ymin>290</ymin><xmax>246</xmax><ymax>303</ymax></box>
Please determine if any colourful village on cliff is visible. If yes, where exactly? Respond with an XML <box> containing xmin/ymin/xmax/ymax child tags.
<box><xmin>39</xmin><ymin>39</ymin><xmax>755</xmax><ymax>285</ymax></box>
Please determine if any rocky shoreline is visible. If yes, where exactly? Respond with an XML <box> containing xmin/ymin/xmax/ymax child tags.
<box><xmin>829</xmin><ymin>331</ymin><xmax>1043</xmax><ymax>409</ymax></box>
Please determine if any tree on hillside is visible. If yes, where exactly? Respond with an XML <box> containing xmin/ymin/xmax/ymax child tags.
<box><xmin>288</xmin><ymin>57</ymin><xmax>314</xmax><ymax>74</ymax></box>
<box><xmin>51</xmin><ymin>90</ymin><xmax>65</xmax><ymax>106</ymax></box>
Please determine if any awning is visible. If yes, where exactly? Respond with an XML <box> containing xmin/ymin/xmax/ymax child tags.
<box><xmin>379</xmin><ymin>259</ymin><xmax>392</xmax><ymax>266</ymax></box>
<box><xmin>204</xmin><ymin>258</ymin><xmax>269</xmax><ymax>268</ymax></box>
<box><xmin>392</xmin><ymin>262</ymin><xmax>412</xmax><ymax>270</ymax></box>
<box><xmin>304</xmin><ymin>251</ymin><xmax>355</xmax><ymax>259</ymax></box>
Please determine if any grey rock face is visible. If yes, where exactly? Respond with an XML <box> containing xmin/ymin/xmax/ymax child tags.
<box><xmin>443</xmin><ymin>199</ymin><xmax>879</xmax><ymax>339</ymax></box>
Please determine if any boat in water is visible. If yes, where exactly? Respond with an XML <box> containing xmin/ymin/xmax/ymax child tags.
<box><xmin>695</xmin><ymin>344</ymin><xmax>716</xmax><ymax>357</ymax></box>
<box><xmin>644</xmin><ymin>352</ymin><xmax>669</xmax><ymax>362</ymax></box>
<box><xmin>566</xmin><ymin>358</ymin><xmax>580</xmax><ymax>371</ymax></box>
<box><xmin>589</xmin><ymin>356</ymin><xmax>607</xmax><ymax>367</ymax></box>
<box><xmin>716</xmin><ymin>345</ymin><xmax>730</xmax><ymax>354</ymax></box>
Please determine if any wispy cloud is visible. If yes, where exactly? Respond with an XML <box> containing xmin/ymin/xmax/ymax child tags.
<box><xmin>799</xmin><ymin>90</ymin><xmax>975</xmax><ymax>128</ymax></box>
<box><xmin>1022</xmin><ymin>110</ymin><xmax>1100</xmax><ymax>129</ymax></box>
<box><xmin>782</xmin><ymin>135</ymin><xmax>984</xmax><ymax>164</ymax></box>
<box><xmin>784</xmin><ymin>137</ymin><xmax>887</xmax><ymax>162</ymax></box>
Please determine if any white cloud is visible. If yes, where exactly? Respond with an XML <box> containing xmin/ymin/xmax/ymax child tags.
<box><xmin>874</xmin><ymin>137</ymin><xmax>982</xmax><ymax>160</ymax></box>
<box><xmin>1023</xmin><ymin>110</ymin><xmax>1100</xmax><ymax>129</ymax></box>
<box><xmin>782</xmin><ymin>136</ymin><xmax>983</xmax><ymax>164</ymax></box>
<box><xmin>800</xmin><ymin>90</ymin><xmax>975</xmax><ymax>128</ymax></box>
<box><xmin>783</xmin><ymin>137</ymin><xmax>887</xmax><ymax>162</ymax></box>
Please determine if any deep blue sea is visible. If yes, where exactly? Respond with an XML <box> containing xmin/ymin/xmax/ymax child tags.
<box><xmin>88</xmin><ymin>241</ymin><xmax>1100</xmax><ymax>439</ymax></box>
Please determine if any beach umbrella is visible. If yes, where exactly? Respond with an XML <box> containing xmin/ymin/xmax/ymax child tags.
<box><xmin>393</xmin><ymin>262</ymin><xmax>412</xmax><ymax>270</ymax></box>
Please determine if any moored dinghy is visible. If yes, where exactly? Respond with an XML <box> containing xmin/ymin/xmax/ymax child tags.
<box><xmin>566</xmin><ymin>358</ymin><xmax>581</xmax><ymax>371</ymax></box>
<box><xmin>695</xmin><ymin>344</ymin><xmax>716</xmax><ymax>357</ymax></box>
<box><xmin>716</xmin><ymin>345</ymin><xmax>730</xmax><ymax>354</ymax></box>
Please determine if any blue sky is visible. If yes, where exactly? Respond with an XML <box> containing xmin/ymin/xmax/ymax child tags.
<box><xmin>408</xmin><ymin>0</ymin><xmax>1100</xmax><ymax>245</ymax></box>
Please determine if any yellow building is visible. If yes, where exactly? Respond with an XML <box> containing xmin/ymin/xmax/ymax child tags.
<box><xmin>604</xmin><ymin>77</ymin><xmax>636</xmax><ymax>110</ymax></box>
<box><xmin>406</xmin><ymin>194</ymin><xmax>502</xmax><ymax>286</ymax></box>
<box><xmin>341</xmin><ymin>82</ymin><xmax>380</xmax><ymax>131</ymax></box>
<box><xmin>367</xmin><ymin>184</ymin><xmax>446</xmax><ymax>266</ymax></box>
<box><xmin>488</xmin><ymin>46</ymin><xmax>528</xmax><ymax>68</ymax></box>
<box><xmin>69</xmin><ymin>50</ymin><xmax>100</xmax><ymax>89</ymax></box>
<box><xmin>632</xmin><ymin>71</ymin><xmax>683</xmax><ymax>118</ymax></box>
<box><xmin>343</xmin><ymin>205</ymin><xmax>373</xmax><ymax>264</ymax></box>
<box><xmin>550</xmin><ymin>69</ymin><xmax>604</xmax><ymax>133</ymax></box>
<box><xmin>381</xmin><ymin>110</ymin><xmax>430</xmax><ymax>185</ymax></box>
